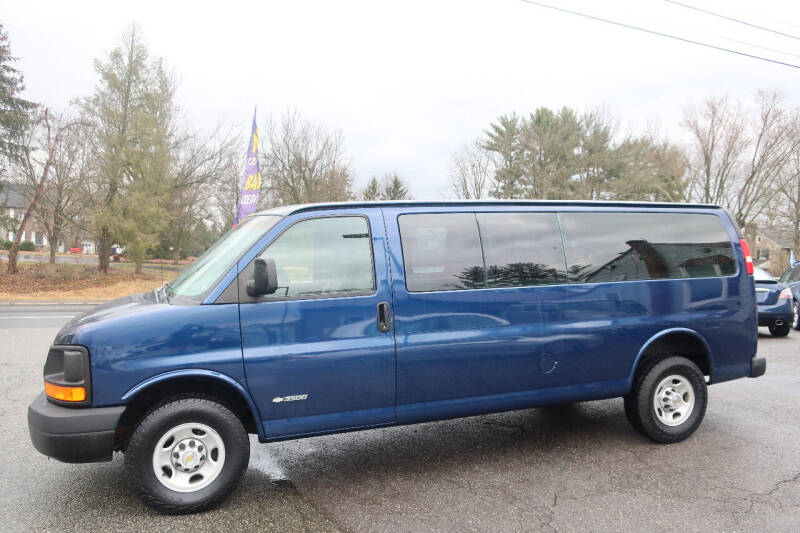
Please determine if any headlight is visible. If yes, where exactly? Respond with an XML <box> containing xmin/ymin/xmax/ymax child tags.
<box><xmin>779</xmin><ymin>288</ymin><xmax>792</xmax><ymax>299</ymax></box>
<box><xmin>43</xmin><ymin>345</ymin><xmax>91</xmax><ymax>406</ymax></box>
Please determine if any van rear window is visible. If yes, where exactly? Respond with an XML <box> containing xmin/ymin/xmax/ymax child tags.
<box><xmin>398</xmin><ymin>213</ymin><xmax>485</xmax><ymax>292</ymax></box>
<box><xmin>559</xmin><ymin>212</ymin><xmax>736</xmax><ymax>283</ymax></box>
<box><xmin>399</xmin><ymin>212</ymin><xmax>567</xmax><ymax>292</ymax></box>
<box><xmin>477</xmin><ymin>212</ymin><xmax>566</xmax><ymax>287</ymax></box>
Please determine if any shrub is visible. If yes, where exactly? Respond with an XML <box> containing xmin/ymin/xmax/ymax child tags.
<box><xmin>19</xmin><ymin>241</ymin><xmax>35</xmax><ymax>252</ymax></box>
<box><xmin>0</xmin><ymin>240</ymin><xmax>11</xmax><ymax>250</ymax></box>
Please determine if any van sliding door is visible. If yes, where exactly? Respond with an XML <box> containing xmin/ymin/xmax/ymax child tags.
<box><xmin>383</xmin><ymin>207</ymin><xmax>568</xmax><ymax>422</ymax></box>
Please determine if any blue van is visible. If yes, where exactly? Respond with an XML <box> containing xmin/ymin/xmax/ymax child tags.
<box><xmin>28</xmin><ymin>201</ymin><xmax>765</xmax><ymax>513</ymax></box>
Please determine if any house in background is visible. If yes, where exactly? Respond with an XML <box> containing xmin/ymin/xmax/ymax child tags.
<box><xmin>0</xmin><ymin>183</ymin><xmax>54</xmax><ymax>251</ymax></box>
<box><xmin>0</xmin><ymin>182</ymin><xmax>95</xmax><ymax>254</ymax></box>
<box><xmin>744</xmin><ymin>223</ymin><xmax>795</xmax><ymax>277</ymax></box>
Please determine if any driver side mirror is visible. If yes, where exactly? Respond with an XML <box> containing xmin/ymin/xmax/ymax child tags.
<box><xmin>247</xmin><ymin>257</ymin><xmax>278</xmax><ymax>297</ymax></box>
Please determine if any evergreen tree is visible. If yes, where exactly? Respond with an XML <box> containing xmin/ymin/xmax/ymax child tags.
<box><xmin>0</xmin><ymin>24</ymin><xmax>37</xmax><ymax>171</ymax></box>
<box><xmin>362</xmin><ymin>176</ymin><xmax>381</xmax><ymax>201</ymax></box>
<box><xmin>480</xmin><ymin>107</ymin><xmax>687</xmax><ymax>202</ymax></box>
<box><xmin>522</xmin><ymin>107</ymin><xmax>581</xmax><ymax>199</ymax></box>
<box><xmin>380</xmin><ymin>173</ymin><xmax>410</xmax><ymax>200</ymax></box>
<box><xmin>483</xmin><ymin>114</ymin><xmax>525</xmax><ymax>199</ymax></box>
<box><xmin>82</xmin><ymin>24</ymin><xmax>177</xmax><ymax>273</ymax></box>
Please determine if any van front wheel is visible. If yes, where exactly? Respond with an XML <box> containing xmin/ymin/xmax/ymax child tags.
<box><xmin>124</xmin><ymin>397</ymin><xmax>250</xmax><ymax>514</ymax></box>
<box><xmin>626</xmin><ymin>356</ymin><xmax>708</xmax><ymax>444</ymax></box>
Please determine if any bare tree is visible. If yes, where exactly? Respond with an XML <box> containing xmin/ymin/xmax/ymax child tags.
<box><xmin>162</xmin><ymin>128</ymin><xmax>240</xmax><ymax>262</ymax></box>
<box><xmin>6</xmin><ymin>109</ymin><xmax>72</xmax><ymax>273</ymax></box>
<box><xmin>731</xmin><ymin>91</ymin><xmax>799</xmax><ymax>227</ymax></box>
<box><xmin>448</xmin><ymin>140</ymin><xmax>492</xmax><ymax>199</ymax></box>
<box><xmin>261</xmin><ymin>110</ymin><xmax>353</xmax><ymax>206</ymax></box>
<box><xmin>30</xmin><ymin>114</ymin><xmax>94</xmax><ymax>263</ymax></box>
<box><xmin>683</xmin><ymin>92</ymin><xmax>797</xmax><ymax>227</ymax></box>
<box><xmin>779</xmin><ymin>145</ymin><xmax>800</xmax><ymax>255</ymax></box>
<box><xmin>209</xmin><ymin>150</ymin><xmax>242</xmax><ymax>230</ymax></box>
<box><xmin>682</xmin><ymin>96</ymin><xmax>747</xmax><ymax>206</ymax></box>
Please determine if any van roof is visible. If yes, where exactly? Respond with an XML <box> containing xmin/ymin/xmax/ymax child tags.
<box><xmin>256</xmin><ymin>199</ymin><xmax>723</xmax><ymax>217</ymax></box>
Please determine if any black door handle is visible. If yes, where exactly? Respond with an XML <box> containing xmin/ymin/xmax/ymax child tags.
<box><xmin>377</xmin><ymin>301</ymin><xmax>392</xmax><ymax>333</ymax></box>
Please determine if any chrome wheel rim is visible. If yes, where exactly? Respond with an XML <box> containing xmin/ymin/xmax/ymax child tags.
<box><xmin>793</xmin><ymin>302</ymin><xmax>799</xmax><ymax>329</ymax></box>
<box><xmin>151</xmin><ymin>422</ymin><xmax>225</xmax><ymax>493</ymax></box>
<box><xmin>653</xmin><ymin>375</ymin><xmax>695</xmax><ymax>427</ymax></box>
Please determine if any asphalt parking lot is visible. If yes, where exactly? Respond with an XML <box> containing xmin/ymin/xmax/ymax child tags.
<box><xmin>1</xmin><ymin>305</ymin><xmax>798</xmax><ymax>532</ymax></box>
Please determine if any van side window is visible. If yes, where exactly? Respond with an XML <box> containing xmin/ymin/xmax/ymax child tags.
<box><xmin>399</xmin><ymin>213</ymin><xmax>485</xmax><ymax>292</ymax></box>
<box><xmin>559</xmin><ymin>212</ymin><xmax>736</xmax><ymax>283</ymax></box>
<box><xmin>260</xmin><ymin>216</ymin><xmax>374</xmax><ymax>298</ymax></box>
<box><xmin>477</xmin><ymin>212</ymin><xmax>566</xmax><ymax>287</ymax></box>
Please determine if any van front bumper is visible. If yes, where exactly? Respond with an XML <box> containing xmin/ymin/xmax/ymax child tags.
<box><xmin>750</xmin><ymin>357</ymin><xmax>767</xmax><ymax>378</ymax></box>
<box><xmin>27</xmin><ymin>392</ymin><xmax>125</xmax><ymax>463</ymax></box>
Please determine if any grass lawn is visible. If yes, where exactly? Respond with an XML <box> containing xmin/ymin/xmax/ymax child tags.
<box><xmin>0</xmin><ymin>262</ymin><xmax>182</xmax><ymax>301</ymax></box>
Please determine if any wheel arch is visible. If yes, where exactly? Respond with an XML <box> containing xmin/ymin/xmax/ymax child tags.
<box><xmin>629</xmin><ymin>328</ymin><xmax>713</xmax><ymax>385</ymax></box>
<box><xmin>115</xmin><ymin>370</ymin><xmax>264</xmax><ymax>449</ymax></box>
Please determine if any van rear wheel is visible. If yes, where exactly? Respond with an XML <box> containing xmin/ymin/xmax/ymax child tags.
<box><xmin>124</xmin><ymin>397</ymin><xmax>250</xmax><ymax>514</ymax></box>
<box><xmin>625</xmin><ymin>356</ymin><xmax>708</xmax><ymax>444</ymax></box>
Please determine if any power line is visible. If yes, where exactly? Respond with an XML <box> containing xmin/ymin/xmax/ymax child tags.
<box><xmin>518</xmin><ymin>0</ymin><xmax>800</xmax><ymax>70</ymax></box>
<box><xmin>694</xmin><ymin>32</ymin><xmax>800</xmax><ymax>60</ymax></box>
<box><xmin>640</xmin><ymin>15</ymin><xmax>800</xmax><ymax>60</ymax></box>
<box><xmin>731</xmin><ymin>5</ymin><xmax>800</xmax><ymax>32</ymax></box>
<box><xmin>665</xmin><ymin>0</ymin><xmax>800</xmax><ymax>42</ymax></box>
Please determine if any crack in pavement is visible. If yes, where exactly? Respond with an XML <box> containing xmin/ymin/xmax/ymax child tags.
<box><xmin>765</xmin><ymin>471</ymin><xmax>800</xmax><ymax>497</ymax></box>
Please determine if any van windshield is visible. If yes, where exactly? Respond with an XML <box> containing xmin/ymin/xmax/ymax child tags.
<box><xmin>166</xmin><ymin>215</ymin><xmax>281</xmax><ymax>300</ymax></box>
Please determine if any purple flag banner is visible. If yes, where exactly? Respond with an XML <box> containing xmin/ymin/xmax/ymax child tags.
<box><xmin>236</xmin><ymin>110</ymin><xmax>261</xmax><ymax>224</ymax></box>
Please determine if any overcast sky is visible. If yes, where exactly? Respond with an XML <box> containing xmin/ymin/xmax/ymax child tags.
<box><xmin>5</xmin><ymin>0</ymin><xmax>800</xmax><ymax>198</ymax></box>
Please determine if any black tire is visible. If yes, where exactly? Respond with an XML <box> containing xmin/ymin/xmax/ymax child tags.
<box><xmin>769</xmin><ymin>323</ymin><xmax>791</xmax><ymax>337</ymax></box>
<box><xmin>623</xmin><ymin>356</ymin><xmax>663</xmax><ymax>434</ymax></box>
<box><xmin>124</xmin><ymin>397</ymin><xmax>250</xmax><ymax>514</ymax></box>
<box><xmin>626</xmin><ymin>356</ymin><xmax>708</xmax><ymax>444</ymax></box>
<box><xmin>793</xmin><ymin>301</ymin><xmax>800</xmax><ymax>331</ymax></box>
<box><xmin>623</xmin><ymin>395</ymin><xmax>642</xmax><ymax>433</ymax></box>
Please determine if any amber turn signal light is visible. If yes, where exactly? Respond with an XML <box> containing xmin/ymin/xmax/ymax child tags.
<box><xmin>45</xmin><ymin>382</ymin><xmax>87</xmax><ymax>402</ymax></box>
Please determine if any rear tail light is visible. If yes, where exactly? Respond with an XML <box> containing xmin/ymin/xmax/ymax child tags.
<box><xmin>739</xmin><ymin>239</ymin><xmax>754</xmax><ymax>275</ymax></box>
<box><xmin>779</xmin><ymin>288</ymin><xmax>792</xmax><ymax>299</ymax></box>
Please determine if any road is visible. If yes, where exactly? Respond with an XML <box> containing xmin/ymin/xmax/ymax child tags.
<box><xmin>0</xmin><ymin>250</ymin><xmax>98</xmax><ymax>265</ymax></box>
<box><xmin>1</xmin><ymin>304</ymin><xmax>798</xmax><ymax>532</ymax></box>
<box><xmin>0</xmin><ymin>251</ymin><xmax>185</xmax><ymax>271</ymax></box>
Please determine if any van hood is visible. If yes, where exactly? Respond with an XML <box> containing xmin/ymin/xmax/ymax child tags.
<box><xmin>51</xmin><ymin>292</ymin><xmax>246</xmax><ymax>407</ymax></box>
<box><xmin>54</xmin><ymin>292</ymin><xmax>162</xmax><ymax>345</ymax></box>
